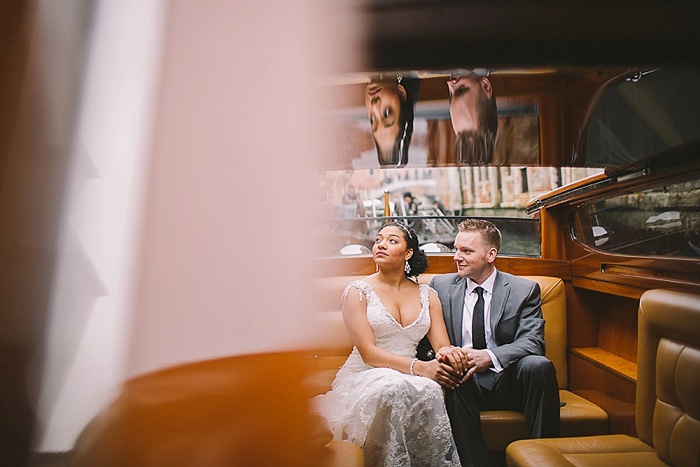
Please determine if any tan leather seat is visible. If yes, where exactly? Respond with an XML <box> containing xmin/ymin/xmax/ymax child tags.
<box><xmin>311</xmin><ymin>274</ymin><xmax>608</xmax><ymax>452</ymax></box>
<box><xmin>506</xmin><ymin>288</ymin><xmax>700</xmax><ymax>467</ymax></box>
<box><xmin>71</xmin><ymin>352</ymin><xmax>364</xmax><ymax>466</ymax></box>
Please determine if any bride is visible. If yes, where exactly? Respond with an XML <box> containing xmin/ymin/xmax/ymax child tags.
<box><xmin>315</xmin><ymin>221</ymin><xmax>465</xmax><ymax>466</ymax></box>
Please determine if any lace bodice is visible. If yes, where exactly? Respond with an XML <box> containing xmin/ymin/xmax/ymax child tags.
<box><xmin>341</xmin><ymin>280</ymin><xmax>431</xmax><ymax>360</ymax></box>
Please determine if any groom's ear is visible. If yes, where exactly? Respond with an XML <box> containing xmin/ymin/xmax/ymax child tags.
<box><xmin>486</xmin><ymin>247</ymin><xmax>497</xmax><ymax>263</ymax></box>
<box><xmin>480</xmin><ymin>77</ymin><xmax>493</xmax><ymax>98</ymax></box>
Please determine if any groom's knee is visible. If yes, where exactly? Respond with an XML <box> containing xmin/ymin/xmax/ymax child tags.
<box><xmin>516</xmin><ymin>355</ymin><xmax>557</xmax><ymax>385</ymax></box>
<box><xmin>448</xmin><ymin>377</ymin><xmax>481</xmax><ymax>406</ymax></box>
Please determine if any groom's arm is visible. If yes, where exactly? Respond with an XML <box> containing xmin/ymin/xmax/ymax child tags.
<box><xmin>491</xmin><ymin>280</ymin><xmax>546</xmax><ymax>369</ymax></box>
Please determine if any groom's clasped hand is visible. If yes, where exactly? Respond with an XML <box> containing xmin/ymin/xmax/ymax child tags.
<box><xmin>433</xmin><ymin>346</ymin><xmax>470</xmax><ymax>389</ymax></box>
<box><xmin>435</xmin><ymin>346</ymin><xmax>491</xmax><ymax>387</ymax></box>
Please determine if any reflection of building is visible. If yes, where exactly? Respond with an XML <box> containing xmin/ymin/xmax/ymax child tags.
<box><xmin>320</xmin><ymin>166</ymin><xmax>602</xmax><ymax>255</ymax></box>
<box><xmin>326</xmin><ymin>167</ymin><xmax>602</xmax><ymax>218</ymax></box>
<box><xmin>435</xmin><ymin>166</ymin><xmax>601</xmax><ymax>214</ymax></box>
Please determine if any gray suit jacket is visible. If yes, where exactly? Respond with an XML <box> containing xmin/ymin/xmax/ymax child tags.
<box><xmin>429</xmin><ymin>270</ymin><xmax>545</xmax><ymax>369</ymax></box>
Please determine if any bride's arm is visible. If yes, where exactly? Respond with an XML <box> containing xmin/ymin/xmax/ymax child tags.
<box><xmin>342</xmin><ymin>287</ymin><xmax>462</xmax><ymax>389</ymax></box>
<box><xmin>342</xmin><ymin>287</ymin><xmax>417</xmax><ymax>374</ymax></box>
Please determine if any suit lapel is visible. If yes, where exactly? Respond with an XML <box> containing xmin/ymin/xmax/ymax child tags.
<box><xmin>490</xmin><ymin>271</ymin><xmax>510</xmax><ymax>332</ymax></box>
<box><xmin>449</xmin><ymin>276</ymin><xmax>466</xmax><ymax>346</ymax></box>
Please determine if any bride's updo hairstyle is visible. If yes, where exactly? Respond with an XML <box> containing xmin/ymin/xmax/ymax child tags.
<box><xmin>378</xmin><ymin>221</ymin><xmax>428</xmax><ymax>277</ymax></box>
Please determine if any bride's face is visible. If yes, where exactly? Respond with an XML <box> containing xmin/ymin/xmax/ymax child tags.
<box><xmin>373</xmin><ymin>226</ymin><xmax>413</xmax><ymax>269</ymax></box>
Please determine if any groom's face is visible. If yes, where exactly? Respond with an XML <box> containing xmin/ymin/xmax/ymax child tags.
<box><xmin>453</xmin><ymin>230</ymin><xmax>496</xmax><ymax>283</ymax></box>
<box><xmin>448</xmin><ymin>73</ymin><xmax>492</xmax><ymax>134</ymax></box>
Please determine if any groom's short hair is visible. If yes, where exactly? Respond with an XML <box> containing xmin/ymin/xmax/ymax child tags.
<box><xmin>457</xmin><ymin>219</ymin><xmax>501</xmax><ymax>251</ymax></box>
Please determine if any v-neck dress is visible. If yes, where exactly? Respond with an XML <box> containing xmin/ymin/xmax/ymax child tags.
<box><xmin>314</xmin><ymin>280</ymin><xmax>459</xmax><ymax>467</ymax></box>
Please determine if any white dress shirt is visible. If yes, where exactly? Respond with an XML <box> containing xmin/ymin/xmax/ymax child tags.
<box><xmin>461</xmin><ymin>269</ymin><xmax>503</xmax><ymax>372</ymax></box>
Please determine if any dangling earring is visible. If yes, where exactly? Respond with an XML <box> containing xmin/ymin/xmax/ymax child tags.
<box><xmin>404</xmin><ymin>261</ymin><xmax>411</xmax><ymax>275</ymax></box>
<box><xmin>375</xmin><ymin>263</ymin><xmax>379</xmax><ymax>273</ymax></box>
<box><xmin>396</xmin><ymin>73</ymin><xmax>403</xmax><ymax>84</ymax></box>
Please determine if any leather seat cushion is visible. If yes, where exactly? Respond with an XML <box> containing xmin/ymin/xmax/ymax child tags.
<box><xmin>506</xmin><ymin>435</ymin><xmax>665</xmax><ymax>467</ymax></box>
<box><xmin>482</xmin><ymin>390</ymin><xmax>609</xmax><ymax>451</ymax></box>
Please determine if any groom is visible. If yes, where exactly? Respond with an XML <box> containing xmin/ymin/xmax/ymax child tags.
<box><xmin>419</xmin><ymin>219</ymin><xmax>560</xmax><ymax>467</ymax></box>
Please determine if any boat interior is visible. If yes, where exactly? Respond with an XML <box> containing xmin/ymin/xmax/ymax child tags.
<box><xmin>2</xmin><ymin>1</ymin><xmax>699</xmax><ymax>466</ymax></box>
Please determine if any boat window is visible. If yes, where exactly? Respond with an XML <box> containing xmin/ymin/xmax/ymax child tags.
<box><xmin>574</xmin><ymin>68</ymin><xmax>700</xmax><ymax>167</ymax></box>
<box><xmin>321</xmin><ymin>166</ymin><xmax>602</xmax><ymax>257</ymax></box>
<box><xmin>573</xmin><ymin>178</ymin><xmax>700</xmax><ymax>258</ymax></box>
<box><xmin>320</xmin><ymin>67</ymin><xmax>629</xmax><ymax>257</ymax></box>
<box><xmin>321</xmin><ymin>67</ymin><xmax>611</xmax><ymax>257</ymax></box>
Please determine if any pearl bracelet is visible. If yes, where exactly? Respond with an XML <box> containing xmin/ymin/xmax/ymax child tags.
<box><xmin>409</xmin><ymin>358</ymin><xmax>418</xmax><ymax>376</ymax></box>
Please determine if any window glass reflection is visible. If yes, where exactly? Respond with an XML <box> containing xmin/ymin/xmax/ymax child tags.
<box><xmin>576</xmin><ymin>68</ymin><xmax>700</xmax><ymax>167</ymax></box>
<box><xmin>330</xmin><ymin>70</ymin><xmax>541</xmax><ymax>169</ymax></box>
<box><xmin>365</xmin><ymin>75</ymin><xmax>420</xmax><ymax>167</ymax></box>
<box><xmin>448</xmin><ymin>69</ymin><xmax>498</xmax><ymax>164</ymax></box>
<box><xmin>321</xmin><ymin>166</ymin><xmax>601</xmax><ymax>257</ymax></box>
<box><xmin>576</xmin><ymin>178</ymin><xmax>700</xmax><ymax>258</ymax></box>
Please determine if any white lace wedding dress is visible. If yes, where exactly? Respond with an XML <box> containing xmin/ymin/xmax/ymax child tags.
<box><xmin>314</xmin><ymin>280</ymin><xmax>460</xmax><ymax>466</ymax></box>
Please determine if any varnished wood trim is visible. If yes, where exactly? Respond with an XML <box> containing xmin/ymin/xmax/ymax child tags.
<box><xmin>570</xmin><ymin>347</ymin><xmax>637</xmax><ymax>382</ymax></box>
<box><xmin>572</xmin><ymin>277</ymin><xmax>646</xmax><ymax>299</ymax></box>
<box><xmin>540</xmin><ymin>208</ymin><xmax>566</xmax><ymax>260</ymax></box>
<box><xmin>602</xmin><ymin>263</ymin><xmax>700</xmax><ymax>286</ymax></box>
<box><xmin>596</xmin><ymin>295</ymin><xmax>639</xmax><ymax>363</ymax></box>
<box><xmin>567</xmin><ymin>351</ymin><xmax>637</xmax><ymax>436</ymax></box>
<box><xmin>494</xmin><ymin>257</ymin><xmax>571</xmax><ymax>279</ymax></box>
<box><xmin>565</xmin><ymin>284</ymin><xmax>600</xmax><ymax>349</ymax></box>
<box><xmin>316</xmin><ymin>255</ymin><xmax>572</xmax><ymax>279</ymax></box>
<box><xmin>571</xmin><ymin>255</ymin><xmax>700</xmax><ymax>294</ymax></box>
<box><xmin>527</xmin><ymin>171</ymin><xmax>607</xmax><ymax>208</ymax></box>
<box><xmin>315</xmin><ymin>256</ymin><xmax>377</xmax><ymax>276</ymax></box>
<box><xmin>537</xmin><ymin>94</ymin><xmax>565</xmax><ymax>167</ymax></box>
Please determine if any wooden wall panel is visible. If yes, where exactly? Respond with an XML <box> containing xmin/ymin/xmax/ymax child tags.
<box><xmin>568</xmin><ymin>353</ymin><xmax>636</xmax><ymax>436</ymax></box>
<box><xmin>539</xmin><ymin>209</ymin><xmax>565</xmax><ymax>260</ymax></box>
<box><xmin>537</xmin><ymin>94</ymin><xmax>566</xmax><ymax>167</ymax></box>
<box><xmin>567</xmin><ymin>286</ymin><xmax>639</xmax><ymax>363</ymax></box>
<box><xmin>597</xmin><ymin>295</ymin><xmax>639</xmax><ymax>363</ymax></box>
<box><xmin>565</xmin><ymin>284</ymin><xmax>600</xmax><ymax>349</ymax></box>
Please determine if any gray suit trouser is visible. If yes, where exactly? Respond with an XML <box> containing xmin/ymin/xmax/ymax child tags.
<box><xmin>445</xmin><ymin>355</ymin><xmax>560</xmax><ymax>467</ymax></box>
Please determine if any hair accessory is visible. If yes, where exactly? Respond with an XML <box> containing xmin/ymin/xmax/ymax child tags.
<box><xmin>405</xmin><ymin>260</ymin><xmax>411</xmax><ymax>275</ymax></box>
<box><xmin>397</xmin><ymin>73</ymin><xmax>403</xmax><ymax>84</ymax></box>
<box><xmin>409</xmin><ymin>358</ymin><xmax>418</xmax><ymax>376</ymax></box>
<box><xmin>385</xmin><ymin>221</ymin><xmax>413</xmax><ymax>239</ymax></box>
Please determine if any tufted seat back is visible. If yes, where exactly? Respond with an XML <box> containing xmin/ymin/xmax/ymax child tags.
<box><xmin>636</xmin><ymin>289</ymin><xmax>700</xmax><ymax>467</ymax></box>
<box><xmin>506</xmin><ymin>288</ymin><xmax>700</xmax><ymax>467</ymax></box>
